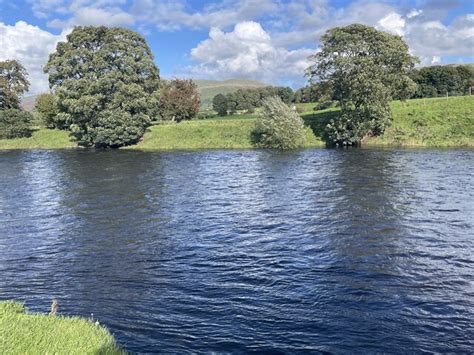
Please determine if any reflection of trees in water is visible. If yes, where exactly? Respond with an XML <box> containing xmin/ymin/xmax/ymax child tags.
<box><xmin>319</xmin><ymin>149</ymin><xmax>419</xmax><ymax>348</ymax></box>
<box><xmin>48</xmin><ymin>150</ymin><xmax>171</xmax><ymax>320</ymax></box>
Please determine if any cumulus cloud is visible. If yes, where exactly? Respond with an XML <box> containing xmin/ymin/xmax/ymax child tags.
<box><xmin>130</xmin><ymin>0</ymin><xmax>278</xmax><ymax>31</ymax></box>
<box><xmin>0</xmin><ymin>21</ymin><xmax>68</xmax><ymax>94</ymax></box>
<box><xmin>378</xmin><ymin>12</ymin><xmax>405</xmax><ymax>36</ymax></box>
<box><xmin>187</xmin><ymin>21</ymin><xmax>313</xmax><ymax>87</ymax></box>
<box><xmin>29</xmin><ymin>0</ymin><xmax>134</xmax><ymax>29</ymax></box>
<box><xmin>47</xmin><ymin>6</ymin><xmax>135</xmax><ymax>29</ymax></box>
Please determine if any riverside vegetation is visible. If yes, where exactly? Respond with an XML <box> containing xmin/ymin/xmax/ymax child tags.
<box><xmin>0</xmin><ymin>95</ymin><xmax>472</xmax><ymax>150</ymax></box>
<box><xmin>2</xmin><ymin>24</ymin><xmax>472</xmax><ymax>151</ymax></box>
<box><xmin>0</xmin><ymin>301</ymin><xmax>122</xmax><ymax>354</ymax></box>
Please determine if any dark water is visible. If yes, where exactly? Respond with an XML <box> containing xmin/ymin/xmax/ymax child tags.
<box><xmin>0</xmin><ymin>149</ymin><xmax>473</xmax><ymax>353</ymax></box>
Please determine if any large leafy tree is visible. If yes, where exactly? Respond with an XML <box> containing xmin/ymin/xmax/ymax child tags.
<box><xmin>307</xmin><ymin>24</ymin><xmax>418</xmax><ymax>146</ymax></box>
<box><xmin>158</xmin><ymin>79</ymin><xmax>200</xmax><ymax>122</ymax></box>
<box><xmin>44</xmin><ymin>26</ymin><xmax>160</xmax><ymax>148</ymax></box>
<box><xmin>0</xmin><ymin>60</ymin><xmax>30</xmax><ymax>109</ymax></box>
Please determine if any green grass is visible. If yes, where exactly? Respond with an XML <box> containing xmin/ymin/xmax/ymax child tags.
<box><xmin>0</xmin><ymin>128</ymin><xmax>75</xmax><ymax>149</ymax></box>
<box><xmin>0</xmin><ymin>301</ymin><xmax>122</xmax><ymax>354</ymax></box>
<box><xmin>366</xmin><ymin>96</ymin><xmax>474</xmax><ymax>147</ymax></box>
<box><xmin>2</xmin><ymin>96</ymin><xmax>472</xmax><ymax>150</ymax></box>
<box><xmin>129</xmin><ymin>118</ymin><xmax>324</xmax><ymax>150</ymax></box>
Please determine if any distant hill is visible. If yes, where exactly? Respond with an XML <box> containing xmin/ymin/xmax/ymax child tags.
<box><xmin>20</xmin><ymin>95</ymin><xmax>38</xmax><ymax>112</ymax></box>
<box><xmin>20</xmin><ymin>79</ymin><xmax>268</xmax><ymax>111</ymax></box>
<box><xmin>195</xmin><ymin>79</ymin><xmax>268</xmax><ymax>108</ymax></box>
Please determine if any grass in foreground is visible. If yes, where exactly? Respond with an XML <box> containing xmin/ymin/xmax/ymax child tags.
<box><xmin>0</xmin><ymin>301</ymin><xmax>122</xmax><ymax>354</ymax></box>
<box><xmin>0</xmin><ymin>128</ymin><xmax>75</xmax><ymax>149</ymax></box>
<box><xmin>1</xmin><ymin>96</ymin><xmax>472</xmax><ymax>150</ymax></box>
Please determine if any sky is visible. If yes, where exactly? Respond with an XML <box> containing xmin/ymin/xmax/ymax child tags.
<box><xmin>0</xmin><ymin>0</ymin><xmax>473</xmax><ymax>95</ymax></box>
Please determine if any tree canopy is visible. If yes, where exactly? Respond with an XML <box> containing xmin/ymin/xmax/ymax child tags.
<box><xmin>0</xmin><ymin>60</ymin><xmax>30</xmax><ymax>110</ymax></box>
<box><xmin>44</xmin><ymin>26</ymin><xmax>160</xmax><ymax>148</ymax></box>
<box><xmin>158</xmin><ymin>79</ymin><xmax>200</xmax><ymax>122</ymax></box>
<box><xmin>307</xmin><ymin>24</ymin><xmax>418</xmax><ymax>146</ymax></box>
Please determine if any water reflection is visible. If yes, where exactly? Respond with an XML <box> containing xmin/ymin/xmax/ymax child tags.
<box><xmin>0</xmin><ymin>148</ymin><xmax>473</xmax><ymax>353</ymax></box>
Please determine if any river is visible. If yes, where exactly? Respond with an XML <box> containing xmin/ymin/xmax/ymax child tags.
<box><xmin>0</xmin><ymin>148</ymin><xmax>473</xmax><ymax>353</ymax></box>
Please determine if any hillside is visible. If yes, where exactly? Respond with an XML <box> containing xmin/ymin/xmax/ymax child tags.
<box><xmin>20</xmin><ymin>78</ymin><xmax>268</xmax><ymax>111</ymax></box>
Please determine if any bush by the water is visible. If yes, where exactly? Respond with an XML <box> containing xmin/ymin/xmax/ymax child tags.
<box><xmin>251</xmin><ymin>96</ymin><xmax>305</xmax><ymax>149</ymax></box>
<box><xmin>0</xmin><ymin>109</ymin><xmax>32</xmax><ymax>139</ymax></box>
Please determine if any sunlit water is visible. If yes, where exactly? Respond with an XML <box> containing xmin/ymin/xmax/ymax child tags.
<box><xmin>0</xmin><ymin>149</ymin><xmax>473</xmax><ymax>353</ymax></box>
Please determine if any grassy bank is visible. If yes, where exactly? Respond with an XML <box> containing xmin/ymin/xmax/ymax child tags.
<box><xmin>366</xmin><ymin>96</ymin><xmax>474</xmax><ymax>147</ymax></box>
<box><xmin>0</xmin><ymin>301</ymin><xmax>122</xmax><ymax>354</ymax></box>
<box><xmin>1</xmin><ymin>96</ymin><xmax>472</xmax><ymax>150</ymax></box>
<box><xmin>131</xmin><ymin>118</ymin><xmax>324</xmax><ymax>150</ymax></box>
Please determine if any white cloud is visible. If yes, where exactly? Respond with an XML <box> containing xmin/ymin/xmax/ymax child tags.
<box><xmin>0</xmin><ymin>21</ymin><xmax>68</xmax><ymax>94</ymax></box>
<box><xmin>187</xmin><ymin>21</ymin><xmax>313</xmax><ymax>87</ymax></box>
<box><xmin>131</xmin><ymin>0</ymin><xmax>278</xmax><ymax>31</ymax></box>
<box><xmin>378</xmin><ymin>12</ymin><xmax>405</xmax><ymax>36</ymax></box>
<box><xmin>48</xmin><ymin>6</ymin><xmax>135</xmax><ymax>28</ymax></box>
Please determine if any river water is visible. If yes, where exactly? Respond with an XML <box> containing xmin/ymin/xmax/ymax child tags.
<box><xmin>0</xmin><ymin>149</ymin><xmax>473</xmax><ymax>353</ymax></box>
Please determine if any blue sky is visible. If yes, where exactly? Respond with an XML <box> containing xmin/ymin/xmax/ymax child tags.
<box><xmin>1</xmin><ymin>0</ymin><xmax>473</xmax><ymax>94</ymax></box>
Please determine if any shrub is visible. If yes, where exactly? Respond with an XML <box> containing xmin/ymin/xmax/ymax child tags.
<box><xmin>251</xmin><ymin>96</ymin><xmax>305</xmax><ymax>150</ymax></box>
<box><xmin>35</xmin><ymin>93</ymin><xmax>64</xmax><ymax>129</ymax></box>
<box><xmin>0</xmin><ymin>109</ymin><xmax>33</xmax><ymax>139</ymax></box>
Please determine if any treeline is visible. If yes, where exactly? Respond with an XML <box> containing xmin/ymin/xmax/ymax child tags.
<box><xmin>212</xmin><ymin>86</ymin><xmax>293</xmax><ymax>115</ymax></box>
<box><xmin>409</xmin><ymin>65</ymin><xmax>473</xmax><ymax>97</ymax></box>
<box><xmin>293</xmin><ymin>64</ymin><xmax>474</xmax><ymax>104</ymax></box>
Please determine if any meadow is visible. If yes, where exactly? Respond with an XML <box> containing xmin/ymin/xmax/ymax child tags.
<box><xmin>1</xmin><ymin>96</ymin><xmax>472</xmax><ymax>150</ymax></box>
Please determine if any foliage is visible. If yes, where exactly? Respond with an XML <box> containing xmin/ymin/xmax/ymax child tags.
<box><xmin>2</xmin><ymin>96</ymin><xmax>472</xmax><ymax>150</ymax></box>
<box><xmin>44</xmin><ymin>26</ymin><xmax>160</xmax><ymax>148</ymax></box>
<box><xmin>159</xmin><ymin>79</ymin><xmax>200</xmax><ymax>122</ymax></box>
<box><xmin>364</xmin><ymin>96</ymin><xmax>474</xmax><ymax>147</ymax></box>
<box><xmin>212</xmin><ymin>86</ymin><xmax>295</xmax><ymax>114</ymax></box>
<box><xmin>0</xmin><ymin>60</ymin><xmax>30</xmax><ymax>109</ymax></box>
<box><xmin>251</xmin><ymin>96</ymin><xmax>306</xmax><ymax>149</ymax></box>
<box><xmin>34</xmin><ymin>93</ymin><xmax>64</xmax><ymax>129</ymax></box>
<box><xmin>0</xmin><ymin>109</ymin><xmax>33</xmax><ymax>139</ymax></box>
<box><xmin>0</xmin><ymin>301</ymin><xmax>123</xmax><ymax>354</ymax></box>
<box><xmin>212</xmin><ymin>93</ymin><xmax>228</xmax><ymax>116</ymax></box>
<box><xmin>307</xmin><ymin>24</ymin><xmax>418</xmax><ymax>146</ymax></box>
<box><xmin>409</xmin><ymin>65</ymin><xmax>474</xmax><ymax>98</ymax></box>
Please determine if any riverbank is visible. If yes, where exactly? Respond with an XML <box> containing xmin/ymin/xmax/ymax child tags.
<box><xmin>0</xmin><ymin>301</ymin><xmax>122</xmax><ymax>354</ymax></box>
<box><xmin>1</xmin><ymin>96</ymin><xmax>472</xmax><ymax>150</ymax></box>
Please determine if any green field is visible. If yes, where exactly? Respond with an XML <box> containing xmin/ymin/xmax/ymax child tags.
<box><xmin>0</xmin><ymin>301</ymin><xmax>122</xmax><ymax>354</ymax></box>
<box><xmin>2</xmin><ymin>96</ymin><xmax>473</xmax><ymax>150</ymax></box>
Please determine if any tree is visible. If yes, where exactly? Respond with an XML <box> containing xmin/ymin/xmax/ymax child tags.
<box><xmin>251</xmin><ymin>96</ymin><xmax>306</xmax><ymax>150</ymax></box>
<box><xmin>158</xmin><ymin>79</ymin><xmax>200</xmax><ymax>122</ymax></box>
<box><xmin>307</xmin><ymin>24</ymin><xmax>418</xmax><ymax>146</ymax></box>
<box><xmin>0</xmin><ymin>109</ymin><xmax>32</xmax><ymax>139</ymax></box>
<box><xmin>44</xmin><ymin>26</ymin><xmax>160</xmax><ymax>148</ymax></box>
<box><xmin>0</xmin><ymin>60</ymin><xmax>30</xmax><ymax>109</ymax></box>
<box><xmin>212</xmin><ymin>94</ymin><xmax>228</xmax><ymax>116</ymax></box>
<box><xmin>277</xmin><ymin>87</ymin><xmax>294</xmax><ymax>103</ymax></box>
<box><xmin>35</xmin><ymin>93</ymin><xmax>64</xmax><ymax>129</ymax></box>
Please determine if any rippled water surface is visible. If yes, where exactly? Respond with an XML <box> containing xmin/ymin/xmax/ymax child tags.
<box><xmin>0</xmin><ymin>149</ymin><xmax>473</xmax><ymax>353</ymax></box>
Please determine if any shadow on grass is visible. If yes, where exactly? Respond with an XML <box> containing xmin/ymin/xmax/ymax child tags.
<box><xmin>301</xmin><ymin>109</ymin><xmax>339</xmax><ymax>146</ymax></box>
